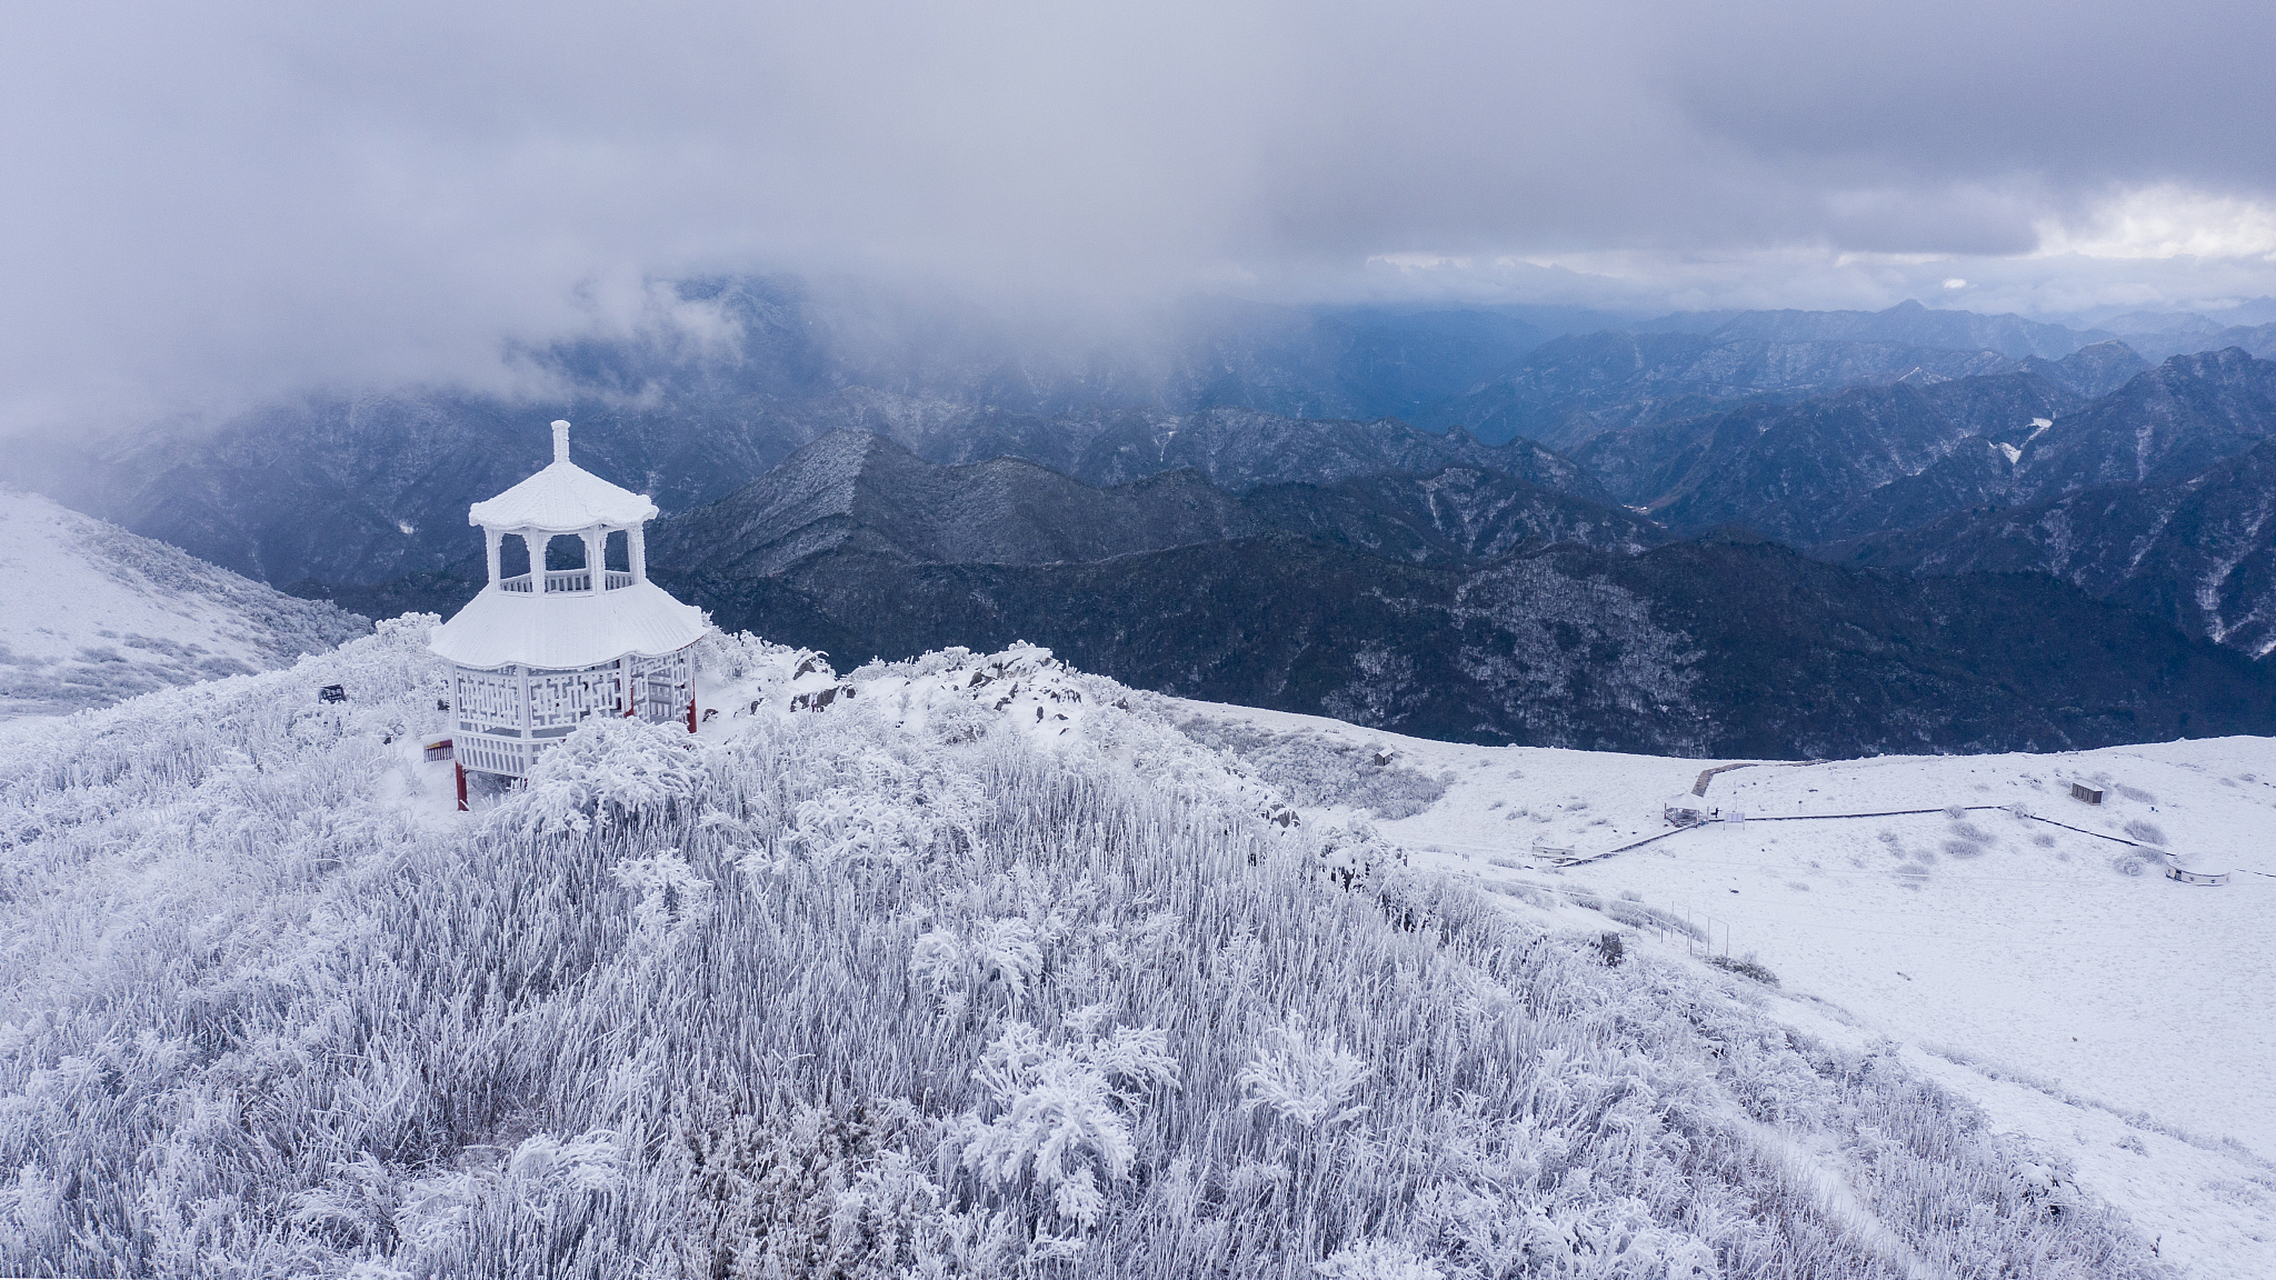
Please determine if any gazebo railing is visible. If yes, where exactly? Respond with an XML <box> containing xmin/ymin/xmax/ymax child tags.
<box><xmin>494</xmin><ymin>569</ymin><xmax>633</xmax><ymax>594</ymax></box>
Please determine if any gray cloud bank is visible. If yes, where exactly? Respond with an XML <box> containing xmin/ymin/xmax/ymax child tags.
<box><xmin>5</xmin><ymin>0</ymin><xmax>2274</xmax><ymax>430</ymax></box>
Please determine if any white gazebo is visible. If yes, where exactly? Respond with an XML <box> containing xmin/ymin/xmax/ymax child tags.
<box><xmin>431</xmin><ymin>420</ymin><xmax>707</xmax><ymax>789</ymax></box>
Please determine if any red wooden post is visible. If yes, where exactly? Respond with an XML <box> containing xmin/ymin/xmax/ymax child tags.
<box><xmin>686</xmin><ymin>698</ymin><xmax>698</xmax><ymax>734</ymax></box>
<box><xmin>456</xmin><ymin>763</ymin><xmax>468</xmax><ymax>811</ymax></box>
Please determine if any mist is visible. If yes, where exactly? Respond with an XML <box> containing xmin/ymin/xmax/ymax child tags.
<box><xmin>6</xmin><ymin>0</ymin><xmax>2275</xmax><ymax>432</ymax></box>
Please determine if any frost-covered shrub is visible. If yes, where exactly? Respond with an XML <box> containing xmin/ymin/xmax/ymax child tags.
<box><xmin>953</xmin><ymin>1010</ymin><xmax>1178</xmax><ymax>1230</ymax></box>
<box><xmin>1238</xmin><ymin>1018</ymin><xmax>1370</xmax><ymax>1128</ymax></box>
<box><xmin>611</xmin><ymin>849</ymin><xmax>714</xmax><ymax>946</ymax></box>
<box><xmin>1307</xmin><ymin>818</ymin><xmax>1404</xmax><ymax>890</ymax></box>
<box><xmin>2122</xmin><ymin>820</ymin><xmax>2165</xmax><ymax>846</ymax></box>
<box><xmin>2111</xmin><ymin>853</ymin><xmax>2149</xmax><ymax>877</ymax></box>
<box><xmin>1178</xmin><ymin>717</ymin><xmax>1451</xmax><ymax>818</ymax></box>
<box><xmin>515</xmin><ymin>717</ymin><xmax>705</xmax><ymax>833</ymax></box>
<box><xmin>913</xmin><ymin>916</ymin><xmax>1045</xmax><ymax>1011</ymax></box>
<box><xmin>1314</xmin><ymin>1238</ymin><xmax>1447</xmax><ymax>1279</ymax></box>
<box><xmin>1942</xmin><ymin>838</ymin><xmax>1985</xmax><ymax>859</ymax></box>
<box><xmin>1708</xmin><ymin>954</ymin><xmax>1781</xmax><ymax>986</ymax></box>
<box><xmin>1595</xmin><ymin>897</ymin><xmax>1705</xmax><ymax>942</ymax></box>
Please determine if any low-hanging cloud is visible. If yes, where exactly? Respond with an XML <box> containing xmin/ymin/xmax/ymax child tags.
<box><xmin>5</xmin><ymin>0</ymin><xmax>2273</xmax><ymax>430</ymax></box>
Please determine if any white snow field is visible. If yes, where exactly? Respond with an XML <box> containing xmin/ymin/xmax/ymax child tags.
<box><xmin>0</xmin><ymin>621</ymin><xmax>2220</xmax><ymax>1277</ymax></box>
<box><xmin>1176</xmin><ymin>701</ymin><xmax>2276</xmax><ymax>1277</ymax></box>
<box><xmin>0</xmin><ymin>488</ymin><xmax>370</xmax><ymax>717</ymax></box>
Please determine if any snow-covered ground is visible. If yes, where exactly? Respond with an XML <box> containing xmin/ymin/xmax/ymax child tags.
<box><xmin>0</xmin><ymin>625</ymin><xmax>2207</xmax><ymax>1275</ymax></box>
<box><xmin>0</xmin><ymin>489</ymin><xmax>369</xmax><ymax>717</ymax></box>
<box><xmin>1172</xmin><ymin>699</ymin><xmax>2276</xmax><ymax>1277</ymax></box>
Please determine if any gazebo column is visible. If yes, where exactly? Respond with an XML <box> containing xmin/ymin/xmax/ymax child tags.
<box><xmin>581</xmin><ymin>529</ymin><xmax>605</xmax><ymax>591</ymax></box>
<box><xmin>629</xmin><ymin>524</ymin><xmax>648</xmax><ymax>583</ymax></box>
<box><xmin>485</xmin><ymin>528</ymin><xmax>503</xmax><ymax>584</ymax></box>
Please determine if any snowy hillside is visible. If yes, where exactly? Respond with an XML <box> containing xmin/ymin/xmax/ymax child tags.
<box><xmin>0</xmin><ymin>489</ymin><xmax>370</xmax><ymax>717</ymax></box>
<box><xmin>0</xmin><ymin>621</ymin><xmax>2205</xmax><ymax>1277</ymax></box>
<box><xmin>1182</xmin><ymin>702</ymin><xmax>2276</xmax><ymax>1276</ymax></box>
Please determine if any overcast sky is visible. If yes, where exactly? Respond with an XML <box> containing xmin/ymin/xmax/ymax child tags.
<box><xmin>6</xmin><ymin>0</ymin><xmax>2275</xmax><ymax>429</ymax></box>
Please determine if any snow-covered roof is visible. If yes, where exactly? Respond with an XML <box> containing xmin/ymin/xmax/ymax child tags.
<box><xmin>466</xmin><ymin>421</ymin><xmax>659</xmax><ymax>532</ymax></box>
<box><xmin>428</xmin><ymin>580</ymin><xmax>708</xmax><ymax>669</ymax></box>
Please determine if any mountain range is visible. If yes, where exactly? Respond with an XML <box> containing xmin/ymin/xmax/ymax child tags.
<box><xmin>4</xmin><ymin>287</ymin><xmax>2256</xmax><ymax>599</ymax></box>
<box><xmin>646</xmin><ymin>433</ymin><xmax>2276</xmax><ymax>757</ymax></box>
<box><xmin>9</xmin><ymin>287</ymin><xmax>2276</xmax><ymax>753</ymax></box>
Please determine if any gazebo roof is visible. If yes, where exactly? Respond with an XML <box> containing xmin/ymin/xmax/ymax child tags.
<box><xmin>429</xmin><ymin>580</ymin><xmax>708</xmax><ymax>670</ymax></box>
<box><xmin>467</xmin><ymin>421</ymin><xmax>659</xmax><ymax>532</ymax></box>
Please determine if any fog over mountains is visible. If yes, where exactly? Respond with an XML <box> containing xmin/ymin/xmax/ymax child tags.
<box><xmin>10</xmin><ymin>286</ymin><xmax>2276</xmax><ymax>751</ymax></box>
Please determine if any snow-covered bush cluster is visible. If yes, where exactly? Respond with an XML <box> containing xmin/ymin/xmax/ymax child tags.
<box><xmin>0</xmin><ymin>622</ymin><xmax>2167</xmax><ymax>1277</ymax></box>
<box><xmin>1178</xmin><ymin>715</ymin><xmax>1453</xmax><ymax>818</ymax></box>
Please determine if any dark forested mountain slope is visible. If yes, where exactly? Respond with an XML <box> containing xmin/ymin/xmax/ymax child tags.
<box><xmin>672</xmin><ymin>529</ymin><xmax>2276</xmax><ymax>758</ymax></box>
<box><xmin>648</xmin><ymin>430</ymin><xmax>1656</xmax><ymax>581</ymax></box>
<box><xmin>8</xmin><ymin>390</ymin><xmax>1608</xmax><ymax>596</ymax></box>
<box><xmin>1834</xmin><ymin>437</ymin><xmax>2276</xmax><ymax>659</ymax></box>
<box><xmin>1239</xmin><ymin>467</ymin><xmax>1664</xmax><ymax>564</ymax></box>
<box><xmin>1570</xmin><ymin>350</ymin><xmax>2276</xmax><ymax>557</ymax></box>
<box><xmin>2006</xmin><ymin>347</ymin><xmax>2276</xmax><ymax>502</ymax></box>
<box><xmin>643</xmin><ymin>439</ymin><xmax>2276</xmax><ymax>757</ymax></box>
<box><xmin>650</xmin><ymin>430</ymin><xmax>1259</xmax><ymax>579</ymax></box>
<box><xmin>889</xmin><ymin>404</ymin><xmax>1614</xmax><ymax>501</ymax></box>
<box><xmin>1574</xmin><ymin>374</ymin><xmax>2082</xmax><ymax>536</ymax></box>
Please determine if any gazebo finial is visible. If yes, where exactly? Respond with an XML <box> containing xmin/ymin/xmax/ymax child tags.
<box><xmin>552</xmin><ymin>419</ymin><xmax>572</xmax><ymax>464</ymax></box>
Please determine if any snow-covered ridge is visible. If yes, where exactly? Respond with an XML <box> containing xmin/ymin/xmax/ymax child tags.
<box><xmin>0</xmin><ymin>489</ymin><xmax>370</xmax><ymax>717</ymax></box>
<box><xmin>0</xmin><ymin>623</ymin><xmax>2207</xmax><ymax>1276</ymax></box>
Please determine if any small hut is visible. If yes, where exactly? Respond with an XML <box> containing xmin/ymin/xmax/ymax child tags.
<box><xmin>430</xmin><ymin>421</ymin><xmax>707</xmax><ymax>796</ymax></box>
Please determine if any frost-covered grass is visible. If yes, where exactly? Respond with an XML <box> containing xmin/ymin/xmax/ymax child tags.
<box><xmin>0</xmin><ymin>623</ymin><xmax>2164</xmax><ymax>1277</ymax></box>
